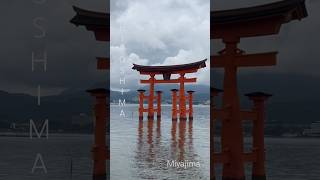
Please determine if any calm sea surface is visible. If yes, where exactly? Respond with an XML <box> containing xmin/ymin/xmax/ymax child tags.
<box><xmin>111</xmin><ymin>105</ymin><xmax>210</xmax><ymax>180</ymax></box>
<box><xmin>0</xmin><ymin>105</ymin><xmax>319</xmax><ymax>180</ymax></box>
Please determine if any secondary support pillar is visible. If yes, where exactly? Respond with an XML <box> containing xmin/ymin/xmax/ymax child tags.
<box><xmin>87</xmin><ymin>88</ymin><xmax>108</xmax><ymax>180</ymax></box>
<box><xmin>138</xmin><ymin>89</ymin><xmax>146</xmax><ymax>120</ymax></box>
<box><xmin>246</xmin><ymin>92</ymin><xmax>272</xmax><ymax>180</ymax></box>
<box><xmin>148</xmin><ymin>74</ymin><xmax>156</xmax><ymax>120</ymax></box>
<box><xmin>179</xmin><ymin>73</ymin><xmax>187</xmax><ymax>120</ymax></box>
<box><xmin>156</xmin><ymin>91</ymin><xmax>162</xmax><ymax>120</ymax></box>
<box><xmin>187</xmin><ymin>90</ymin><xmax>195</xmax><ymax>120</ymax></box>
<box><xmin>171</xmin><ymin>89</ymin><xmax>179</xmax><ymax>121</ymax></box>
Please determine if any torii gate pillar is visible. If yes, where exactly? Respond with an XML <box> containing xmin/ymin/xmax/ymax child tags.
<box><xmin>179</xmin><ymin>73</ymin><xmax>187</xmax><ymax>120</ymax></box>
<box><xmin>138</xmin><ymin>89</ymin><xmax>146</xmax><ymax>120</ymax></box>
<box><xmin>246</xmin><ymin>92</ymin><xmax>272</xmax><ymax>180</ymax></box>
<box><xmin>187</xmin><ymin>90</ymin><xmax>195</xmax><ymax>120</ymax></box>
<box><xmin>148</xmin><ymin>74</ymin><xmax>156</xmax><ymax>119</ymax></box>
<box><xmin>220</xmin><ymin>37</ymin><xmax>247</xmax><ymax>179</ymax></box>
<box><xmin>171</xmin><ymin>89</ymin><xmax>179</xmax><ymax>121</ymax></box>
<box><xmin>87</xmin><ymin>89</ymin><xmax>108</xmax><ymax>180</ymax></box>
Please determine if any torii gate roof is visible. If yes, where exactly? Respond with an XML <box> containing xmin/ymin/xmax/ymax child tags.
<box><xmin>132</xmin><ymin>59</ymin><xmax>207</xmax><ymax>74</ymax></box>
<box><xmin>70</xmin><ymin>7</ymin><xmax>110</xmax><ymax>66</ymax></box>
<box><xmin>70</xmin><ymin>6</ymin><xmax>109</xmax><ymax>41</ymax></box>
<box><xmin>70</xmin><ymin>6</ymin><xmax>109</xmax><ymax>28</ymax></box>
<box><xmin>212</xmin><ymin>0</ymin><xmax>307</xmax><ymax>26</ymax></box>
<box><xmin>211</xmin><ymin>0</ymin><xmax>308</xmax><ymax>38</ymax></box>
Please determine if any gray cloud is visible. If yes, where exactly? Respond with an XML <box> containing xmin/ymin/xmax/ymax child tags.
<box><xmin>211</xmin><ymin>0</ymin><xmax>320</xmax><ymax>78</ymax></box>
<box><xmin>0</xmin><ymin>0</ymin><xmax>108</xmax><ymax>95</ymax></box>
<box><xmin>2</xmin><ymin>0</ymin><xmax>318</xmax><ymax>96</ymax></box>
<box><xmin>110</xmin><ymin>0</ymin><xmax>210</xmax><ymax>90</ymax></box>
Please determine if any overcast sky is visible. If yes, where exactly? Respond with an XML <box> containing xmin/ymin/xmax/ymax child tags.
<box><xmin>110</xmin><ymin>0</ymin><xmax>210</xmax><ymax>90</ymax></box>
<box><xmin>0</xmin><ymin>0</ymin><xmax>108</xmax><ymax>96</ymax></box>
<box><xmin>212</xmin><ymin>0</ymin><xmax>320</xmax><ymax>77</ymax></box>
<box><xmin>1</xmin><ymin>0</ymin><xmax>319</xmax><ymax>95</ymax></box>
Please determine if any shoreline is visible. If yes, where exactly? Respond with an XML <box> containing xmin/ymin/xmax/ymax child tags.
<box><xmin>0</xmin><ymin>132</ymin><xmax>318</xmax><ymax>139</ymax></box>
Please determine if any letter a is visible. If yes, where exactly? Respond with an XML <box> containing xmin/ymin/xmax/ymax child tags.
<box><xmin>32</xmin><ymin>153</ymin><xmax>47</xmax><ymax>173</ymax></box>
<box><xmin>120</xmin><ymin>109</ymin><xmax>126</xmax><ymax>117</ymax></box>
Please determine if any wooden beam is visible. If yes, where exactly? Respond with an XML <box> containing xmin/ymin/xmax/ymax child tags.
<box><xmin>212</xmin><ymin>18</ymin><xmax>283</xmax><ymax>39</ymax></box>
<box><xmin>240</xmin><ymin>110</ymin><xmax>257</xmax><ymax>121</ymax></box>
<box><xmin>212</xmin><ymin>109</ymin><xmax>230</xmax><ymax>120</ymax></box>
<box><xmin>212</xmin><ymin>52</ymin><xmax>277</xmax><ymax>68</ymax></box>
<box><xmin>140</xmin><ymin>78</ymin><xmax>197</xmax><ymax>84</ymax></box>
<box><xmin>88</xmin><ymin>27</ymin><xmax>109</xmax><ymax>42</ymax></box>
<box><xmin>142</xmin><ymin>96</ymin><xmax>159</xmax><ymax>100</ymax></box>
<box><xmin>97</xmin><ymin>57</ymin><xmax>109</xmax><ymax>70</ymax></box>
<box><xmin>211</xmin><ymin>55</ymin><xmax>227</xmax><ymax>68</ymax></box>
<box><xmin>139</xmin><ymin>69</ymin><xmax>198</xmax><ymax>75</ymax></box>
<box><xmin>236</xmin><ymin>52</ymin><xmax>277</xmax><ymax>67</ymax></box>
<box><xmin>213</xmin><ymin>109</ymin><xmax>257</xmax><ymax>122</ymax></box>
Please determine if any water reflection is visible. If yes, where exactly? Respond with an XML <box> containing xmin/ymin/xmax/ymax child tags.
<box><xmin>134</xmin><ymin>118</ymin><xmax>204</xmax><ymax>179</ymax></box>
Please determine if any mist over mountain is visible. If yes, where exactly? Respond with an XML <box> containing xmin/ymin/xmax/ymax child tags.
<box><xmin>213</xmin><ymin>73</ymin><xmax>320</xmax><ymax>131</ymax></box>
<box><xmin>111</xmin><ymin>84</ymin><xmax>210</xmax><ymax>104</ymax></box>
<box><xmin>0</xmin><ymin>88</ymin><xmax>93</xmax><ymax>132</ymax></box>
<box><xmin>0</xmin><ymin>73</ymin><xmax>319</xmax><ymax>134</ymax></box>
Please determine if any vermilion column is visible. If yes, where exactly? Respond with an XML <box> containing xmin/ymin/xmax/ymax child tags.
<box><xmin>246</xmin><ymin>92</ymin><xmax>272</xmax><ymax>180</ymax></box>
<box><xmin>187</xmin><ymin>90</ymin><xmax>195</xmax><ymax>120</ymax></box>
<box><xmin>211</xmin><ymin>88</ymin><xmax>223</xmax><ymax>180</ymax></box>
<box><xmin>171</xmin><ymin>89</ymin><xmax>178</xmax><ymax>121</ymax></box>
<box><xmin>221</xmin><ymin>37</ymin><xmax>245</xmax><ymax>180</ymax></box>
<box><xmin>156</xmin><ymin>91</ymin><xmax>162</xmax><ymax>119</ymax></box>
<box><xmin>148</xmin><ymin>74</ymin><xmax>156</xmax><ymax>119</ymax></box>
<box><xmin>179</xmin><ymin>73</ymin><xmax>187</xmax><ymax>120</ymax></box>
<box><xmin>137</xmin><ymin>89</ymin><xmax>146</xmax><ymax>120</ymax></box>
<box><xmin>87</xmin><ymin>88</ymin><xmax>107</xmax><ymax>180</ymax></box>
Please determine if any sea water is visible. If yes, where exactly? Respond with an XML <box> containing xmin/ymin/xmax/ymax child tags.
<box><xmin>0</xmin><ymin>105</ymin><xmax>319</xmax><ymax>180</ymax></box>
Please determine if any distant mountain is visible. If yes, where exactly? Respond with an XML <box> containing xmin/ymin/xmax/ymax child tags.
<box><xmin>0</xmin><ymin>73</ymin><xmax>319</xmax><ymax>133</ymax></box>
<box><xmin>111</xmin><ymin>84</ymin><xmax>210</xmax><ymax>104</ymax></box>
<box><xmin>0</xmin><ymin>89</ymin><xmax>93</xmax><ymax>132</ymax></box>
<box><xmin>212</xmin><ymin>72</ymin><xmax>320</xmax><ymax>103</ymax></box>
<box><xmin>212</xmin><ymin>72</ymin><xmax>320</xmax><ymax>126</ymax></box>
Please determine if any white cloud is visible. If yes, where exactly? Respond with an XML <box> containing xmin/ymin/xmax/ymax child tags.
<box><xmin>110</xmin><ymin>44</ymin><xmax>149</xmax><ymax>89</ymax></box>
<box><xmin>111</xmin><ymin>0</ymin><xmax>210</xmax><ymax>89</ymax></box>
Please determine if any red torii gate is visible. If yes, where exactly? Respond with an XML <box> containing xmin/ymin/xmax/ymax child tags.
<box><xmin>211</xmin><ymin>0</ymin><xmax>307</xmax><ymax>180</ymax></box>
<box><xmin>71</xmin><ymin>6</ymin><xmax>109</xmax><ymax>180</ymax></box>
<box><xmin>133</xmin><ymin>60</ymin><xmax>206</xmax><ymax>121</ymax></box>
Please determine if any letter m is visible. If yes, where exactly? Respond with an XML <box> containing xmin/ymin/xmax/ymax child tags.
<box><xmin>30</xmin><ymin>119</ymin><xmax>49</xmax><ymax>139</ymax></box>
<box><xmin>119</xmin><ymin>99</ymin><xmax>126</xmax><ymax>107</ymax></box>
